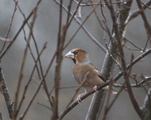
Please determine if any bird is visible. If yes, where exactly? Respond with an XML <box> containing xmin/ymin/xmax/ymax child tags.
<box><xmin>65</xmin><ymin>48</ymin><xmax>117</xmax><ymax>102</ymax></box>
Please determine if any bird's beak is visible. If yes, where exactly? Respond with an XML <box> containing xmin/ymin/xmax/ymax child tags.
<box><xmin>65</xmin><ymin>51</ymin><xmax>74</xmax><ymax>59</ymax></box>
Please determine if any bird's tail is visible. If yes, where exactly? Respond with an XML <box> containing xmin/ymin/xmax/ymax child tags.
<box><xmin>103</xmin><ymin>86</ymin><xmax>117</xmax><ymax>94</ymax></box>
<box><xmin>111</xmin><ymin>89</ymin><xmax>117</xmax><ymax>94</ymax></box>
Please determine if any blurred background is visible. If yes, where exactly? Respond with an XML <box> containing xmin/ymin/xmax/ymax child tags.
<box><xmin>0</xmin><ymin>0</ymin><xmax>151</xmax><ymax>120</ymax></box>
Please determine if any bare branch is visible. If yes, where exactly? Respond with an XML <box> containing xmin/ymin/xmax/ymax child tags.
<box><xmin>0</xmin><ymin>65</ymin><xmax>13</xmax><ymax>118</ymax></box>
<box><xmin>126</xmin><ymin>0</ymin><xmax>151</xmax><ymax>24</ymax></box>
<box><xmin>114</xmin><ymin>76</ymin><xmax>151</xmax><ymax>88</ymax></box>
<box><xmin>114</xmin><ymin>48</ymin><xmax>151</xmax><ymax>82</ymax></box>
<box><xmin>136</xmin><ymin>0</ymin><xmax>151</xmax><ymax>39</ymax></box>
<box><xmin>58</xmin><ymin>80</ymin><xmax>110</xmax><ymax>120</ymax></box>
<box><xmin>0</xmin><ymin>37</ymin><xmax>12</xmax><ymax>42</ymax></box>
<box><xmin>37</xmin><ymin>102</ymin><xmax>51</xmax><ymax>110</ymax></box>
<box><xmin>141</xmin><ymin>88</ymin><xmax>151</xmax><ymax>120</ymax></box>
<box><xmin>54</xmin><ymin>0</ymin><xmax>107</xmax><ymax>52</ymax></box>
<box><xmin>51</xmin><ymin>1</ymin><xmax>66</xmax><ymax>118</ymax></box>
<box><xmin>0</xmin><ymin>0</ymin><xmax>42</xmax><ymax>60</ymax></box>
<box><xmin>0</xmin><ymin>113</ymin><xmax>2</xmax><ymax>120</ymax></box>
<box><xmin>16</xmin><ymin>42</ymin><xmax>48</xmax><ymax>117</ymax></box>
<box><xmin>13</xmin><ymin>6</ymin><xmax>38</xmax><ymax>119</ymax></box>
<box><xmin>0</xmin><ymin>0</ymin><xmax>17</xmax><ymax>54</ymax></box>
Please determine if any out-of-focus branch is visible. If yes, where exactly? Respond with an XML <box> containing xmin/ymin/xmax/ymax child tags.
<box><xmin>0</xmin><ymin>65</ymin><xmax>13</xmax><ymax>118</ymax></box>
<box><xmin>14</xmin><ymin>0</ymin><xmax>41</xmax><ymax>79</ymax></box>
<box><xmin>0</xmin><ymin>0</ymin><xmax>42</xmax><ymax>60</ymax></box>
<box><xmin>14</xmin><ymin>1</ymin><xmax>53</xmax><ymax>109</ymax></box>
<box><xmin>13</xmin><ymin>6</ymin><xmax>37</xmax><ymax>120</ymax></box>
<box><xmin>0</xmin><ymin>37</ymin><xmax>12</xmax><ymax>42</ymax></box>
<box><xmin>100</xmin><ymin>79</ymin><xmax>114</xmax><ymax>120</ymax></box>
<box><xmin>73</xmin><ymin>0</ymin><xmax>123</xmax><ymax>7</ymax></box>
<box><xmin>19</xmin><ymin>43</ymin><xmax>47</xmax><ymax>120</ymax></box>
<box><xmin>16</xmin><ymin>42</ymin><xmax>48</xmax><ymax>117</ymax></box>
<box><xmin>63</xmin><ymin>0</ymin><xmax>106</xmax><ymax>51</ymax></box>
<box><xmin>54</xmin><ymin>0</ymin><xmax>107</xmax><ymax>53</ymax></box>
<box><xmin>0</xmin><ymin>0</ymin><xmax>17</xmax><ymax>54</ymax></box>
<box><xmin>0</xmin><ymin>113</ymin><xmax>2</xmax><ymax>120</ymax></box>
<box><xmin>141</xmin><ymin>88</ymin><xmax>151</xmax><ymax>120</ymax></box>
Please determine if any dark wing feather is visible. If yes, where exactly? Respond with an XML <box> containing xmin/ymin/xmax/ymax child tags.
<box><xmin>98</xmin><ymin>75</ymin><xmax>106</xmax><ymax>82</ymax></box>
<box><xmin>88</xmin><ymin>63</ymin><xmax>106</xmax><ymax>82</ymax></box>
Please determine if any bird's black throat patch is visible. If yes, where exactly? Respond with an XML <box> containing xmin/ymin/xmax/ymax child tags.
<box><xmin>72</xmin><ymin>58</ymin><xmax>76</xmax><ymax>64</ymax></box>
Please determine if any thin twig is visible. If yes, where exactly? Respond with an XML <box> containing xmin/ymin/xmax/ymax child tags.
<box><xmin>16</xmin><ymin>42</ymin><xmax>47</xmax><ymax>116</ymax></box>
<box><xmin>136</xmin><ymin>0</ymin><xmax>151</xmax><ymax>39</ymax></box>
<box><xmin>114</xmin><ymin>48</ymin><xmax>151</xmax><ymax>82</ymax></box>
<box><xmin>19</xmin><ymin>73</ymin><xmax>46</xmax><ymax>120</ymax></box>
<box><xmin>54</xmin><ymin>0</ymin><xmax>107</xmax><ymax>53</ymax></box>
<box><xmin>37</xmin><ymin>102</ymin><xmax>51</xmax><ymax>110</ymax></box>
<box><xmin>0</xmin><ymin>0</ymin><xmax>42</xmax><ymax>60</ymax></box>
<box><xmin>114</xmin><ymin>76</ymin><xmax>151</xmax><ymax>87</ymax></box>
<box><xmin>122</xmin><ymin>37</ymin><xmax>143</xmax><ymax>51</ymax></box>
<box><xmin>73</xmin><ymin>0</ymin><xmax>123</xmax><ymax>7</ymax></box>
<box><xmin>125</xmin><ymin>0</ymin><xmax>151</xmax><ymax>24</ymax></box>
<box><xmin>0</xmin><ymin>0</ymin><xmax>17</xmax><ymax>54</ymax></box>
<box><xmin>13</xmin><ymin>7</ymin><xmax>38</xmax><ymax>119</ymax></box>
<box><xmin>14</xmin><ymin>0</ymin><xmax>42</xmax><ymax>79</ymax></box>
<box><xmin>0</xmin><ymin>37</ymin><xmax>12</xmax><ymax>42</ymax></box>
<box><xmin>105</xmin><ymin>82</ymin><xmax>126</xmax><ymax>116</ymax></box>
<box><xmin>100</xmin><ymin>79</ymin><xmax>114</xmax><ymax>120</ymax></box>
<box><xmin>59</xmin><ymin>85</ymin><xmax>78</xmax><ymax>89</ymax></box>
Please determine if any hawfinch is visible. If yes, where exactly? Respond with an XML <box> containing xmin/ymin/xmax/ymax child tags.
<box><xmin>65</xmin><ymin>48</ymin><xmax>116</xmax><ymax>102</ymax></box>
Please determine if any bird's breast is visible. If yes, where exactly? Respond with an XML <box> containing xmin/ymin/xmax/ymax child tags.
<box><xmin>72</xmin><ymin>64</ymin><xmax>89</xmax><ymax>84</ymax></box>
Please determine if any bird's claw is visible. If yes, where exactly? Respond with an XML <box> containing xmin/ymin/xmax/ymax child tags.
<box><xmin>76</xmin><ymin>93</ymin><xmax>86</xmax><ymax>103</ymax></box>
<box><xmin>93</xmin><ymin>85</ymin><xmax>98</xmax><ymax>92</ymax></box>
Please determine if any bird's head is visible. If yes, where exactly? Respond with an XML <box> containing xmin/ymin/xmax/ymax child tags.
<box><xmin>65</xmin><ymin>48</ymin><xmax>91</xmax><ymax>64</ymax></box>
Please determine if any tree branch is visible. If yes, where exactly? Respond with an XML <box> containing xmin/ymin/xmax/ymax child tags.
<box><xmin>126</xmin><ymin>0</ymin><xmax>151</xmax><ymax>24</ymax></box>
<box><xmin>141</xmin><ymin>88</ymin><xmax>151</xmax><ymax>120</ymax></box>
<box><xmin>58</xmin><ymin>80</ymin><xmax>110</xmax><ymax>120</ymax></box>
<box><xmin>0</xmin><ymin>65</ymin><xmax>13</xmax><ymax>118</ymax></box>
<box><xmin>0</xmin><ymin>0</ymin><xmax>42</xmax><ymax>60</ymax></box>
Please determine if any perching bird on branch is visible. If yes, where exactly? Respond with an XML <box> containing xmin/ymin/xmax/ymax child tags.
<box><xmin>65</xmin><ymin>48</ymin><xmax>117</xmax><ymax>102</ymax></box>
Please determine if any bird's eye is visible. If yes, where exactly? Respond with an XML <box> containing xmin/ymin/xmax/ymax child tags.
<box><xmin>72</xmin><ymin>51</ymin><xmax>79</xmax><ymax>55</ymax></box>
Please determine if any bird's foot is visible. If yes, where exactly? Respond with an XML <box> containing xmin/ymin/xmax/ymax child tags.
<box><xmin>93</xmin><ymin>85</ymin><xmax>98</xmax><ymax>92</ymax></box>
<box><xmin>76</xmin><ymin>93</ymin><xmax>86</xmax><ymax>103</ymax></box>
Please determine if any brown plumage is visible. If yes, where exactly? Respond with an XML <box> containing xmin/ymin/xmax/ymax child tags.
<box><xmin>65</xmin><ymin>48</ymin><xmax>116</xmax><ymax>102</ymax></box>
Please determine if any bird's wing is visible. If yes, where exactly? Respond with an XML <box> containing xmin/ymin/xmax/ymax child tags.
<box><xmin>89</xmin><ymin>63</ymin><xmax>106</xmax><ymax>82</ymax></box>
<box><xmin>98</xmin><ymin>75</ymin><xmax>106</xmax><ymax>82</ymax></box>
